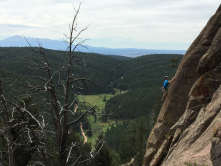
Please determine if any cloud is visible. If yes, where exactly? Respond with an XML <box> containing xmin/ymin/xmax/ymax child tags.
<box><xmin>0</xmin><ymin>24</ymin><xmax>39</xmax><ymax>29</ymax></box>
<box><xmin>0</xmin><ymin>0</ymin><xmax>220</xmax><ymax>49</ymax></box>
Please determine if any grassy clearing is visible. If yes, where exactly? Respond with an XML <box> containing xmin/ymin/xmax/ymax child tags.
<box><xmin>75</xmin><ymin>87</ymin><xmax>132</xmax><ymax>147</ymax></box>
<box><xmin>76</xmin><ymin>89</ymin><xmax>122</xmax><ymax>147</ymax></box>
<box><xmin>87</xmin><ymin>119</ymin><xmax>116</xmax><ymax>147</ymax></box>
<box><xmin>77</xmin><ymin>94</ymin><xmax>111</xmax><ymax>110</ymax></box>
<box><xmin>77</xmin><ymin>88</ymin><xmax>121</xmax><ymax>110</ymax></box>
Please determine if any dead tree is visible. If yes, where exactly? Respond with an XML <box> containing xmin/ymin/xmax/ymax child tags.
<box><xmin>0</xmin><ymin>80</ymin><xmax>14</xmax><ymax>166</ymax></box>
<box><xmin>0</xmin><ymin>4</ymin><xmax>106</xmax><ymax>166</ymax></box>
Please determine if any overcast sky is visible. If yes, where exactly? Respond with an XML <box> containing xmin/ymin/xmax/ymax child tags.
<box><xmin>0</xmin><ymin>0</ymin><xmax>220</xmax><ymax>49</ymax></box>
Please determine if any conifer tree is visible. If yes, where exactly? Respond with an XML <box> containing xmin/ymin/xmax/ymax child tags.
<box><xmin>169</xmin><ymin>56</ymin><xmax>181</xmax><ymax>69</ymax></box>
<box><xmin>135</xmin><ymin>117</ymin><xmax>147</xmax><ymax>166</ymax></box>
<box><xmin>92</xmin><ymin>132</ymin><xmax>115</xmax><ymax>166</ymax></box>
<box><xmin>152</xmin><ymin>93</ymin><xmax>163</xmax><ymax>127</ymax></box>
<box><xmin>103</xmin><ymin>95</ymin><xmax>107</xmax><ymax>102</ymax></box>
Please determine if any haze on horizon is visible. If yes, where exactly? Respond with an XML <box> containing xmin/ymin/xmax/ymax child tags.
<box><xmin>0</xmin><ymin>0</ymin><xmax>220</xmax><ymax>50</ymax></box>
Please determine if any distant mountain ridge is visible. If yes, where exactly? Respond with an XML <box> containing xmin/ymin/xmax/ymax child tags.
<box><xmin>0</xmin><ymin>35</ymin><xmax>186</xmax><ymax>57</ymax></box>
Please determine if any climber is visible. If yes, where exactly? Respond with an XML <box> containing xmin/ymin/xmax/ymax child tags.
<box><xmin>161</xmin><ymin>76</ymin><xmax>175</xmax><ymax>102</ymax></box>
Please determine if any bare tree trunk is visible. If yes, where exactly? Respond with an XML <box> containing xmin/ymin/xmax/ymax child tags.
<box><xmin>0</xmin><ymin>80</ymin><xmax>14</xmax><ymax>166</ymax></box>
<box><xmin>0</xmin><ymin>4</ymin><xmax>107</xmax><ymax>166</ymax></box>
<box><xmin>43</xmin><ymin>128</ymin><xmax>51</xmax><ymax>166</ymax></box>
<box><xmin>7</xmin><ymin>130</ymin><xmax>14</xmax><ymax>166</ymax></box>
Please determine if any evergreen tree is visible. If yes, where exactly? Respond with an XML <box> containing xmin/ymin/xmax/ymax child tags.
<box><xmin>86</xmin><ymin>124</ymin><xmax>93</xmax><ymax>137</ymax></box>
<box><xmin>152</xmin><ymin>93</ymin><xmax>163</xmax><ymax>127</ymax></box>
<box><xmin>169</xmin><ymin>56</ymin><xmax>181</xmax><ymax>69</ymax></box>
<box><xmin>102</xmin><ymin>109</ymin><xmax>107</xmax><ymax>122</ymax></box>
<box><xmin>135</xmin><ymin>117</ymin><xmax>147</xmax><ymax>166</ymax></box>
<box><xmin>118</xmin><ymin>120</ymin><xmax>137</xmax><ymax>164</ymax></box>
<box><xmin>92</xmin><ymin>132</ymin><xmax>116</xmax><ymax>166</ymax></box>
<box><xmin>103</xmin><ymin>95</ymin><xmax>107</xmax><ymax>102</ymax></box>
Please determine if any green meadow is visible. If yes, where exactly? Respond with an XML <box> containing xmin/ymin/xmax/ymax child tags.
<box><xmin>76</xmin><ymin>88</ymin><xmax>122</xmax><ymax>146</ymax></box>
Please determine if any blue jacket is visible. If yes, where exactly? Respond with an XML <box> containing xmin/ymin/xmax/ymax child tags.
<box><xmin>163</xmin><ymin>80</ymin><xmax>169</xmax><ymax>89</ymax></box>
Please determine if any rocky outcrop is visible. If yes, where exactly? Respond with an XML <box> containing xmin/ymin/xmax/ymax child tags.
<box><xmin>197</xmin><ymin>27</ymin><xmax>221</xmax><ymax>75</ymax></box>
<box><xmin>149</xmin><ymin>136</ymin><xmax>173</xmax><ymax>166</ymax></box>
<box><xmin>211</xmin><ymin>120</ymin><xmax>221</xmax><ymax>166</ymax></box>
<box><xmin>162</xmin><ymin>86</ymin><xmax>221</xmax><ymax>165</ymax></box>
<box><xmin>144</xmin><ymin>4</ymin><xmax>221</xmax><ymax>166</ymax></box>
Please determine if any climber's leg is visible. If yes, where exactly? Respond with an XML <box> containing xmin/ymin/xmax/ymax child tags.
<box><xmin>161</xmin><ymin>88</ymin><xmax>167</xmax><ymax>101</ymax></box>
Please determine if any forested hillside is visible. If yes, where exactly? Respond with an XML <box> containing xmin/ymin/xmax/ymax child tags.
<box><xmin>0</xmin><ymin>47</ymin><xmax>181</xmax><ymax>165</ymax></box>
<box><xmin>103</xmin><ymin>54</ymin><xmax>180</xmax><ymax>165</ymax></box>
<box><xmin>0</xmin><ymin>47</ymin><xmax>123</xmax><ymax>95</ymax></box>
<box><xmin>0</xmin><ymin>47</ymin><xmax>179</xmax><ymax>93</ymax></box>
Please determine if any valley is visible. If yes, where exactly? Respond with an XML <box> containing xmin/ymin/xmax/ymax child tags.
<box><xmin>0</xmin><ymin>46</ymin><xmax>180</xmax><ymax>165</ymax></box>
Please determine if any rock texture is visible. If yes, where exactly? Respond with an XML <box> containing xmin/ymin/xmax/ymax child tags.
<box><xmin>149</xmin><ymin>136</ymin><xmax>173</xmax><ymax>166</ymax></box>
<box><xmin>211</xmin><ymin>120</ymin><xmax>221</xmax><ymax>166</ymax></box>
<box><xmin>144</xmin><ymin>4</ymin><xmax>221</xmax><ymax>166</ymax></box>
<box><xmin>162</xmin><ymin>86</ymin><xmax>221</xmax><ymax>166</ymax></box>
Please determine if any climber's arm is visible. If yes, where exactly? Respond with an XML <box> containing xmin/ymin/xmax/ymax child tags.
<box><xmin>169</xmin><ymin>77</ymin><xmax>175</xmax><ymax>84</ymax></box>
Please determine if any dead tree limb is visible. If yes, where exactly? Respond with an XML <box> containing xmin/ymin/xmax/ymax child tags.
<box><xmin>0</xmin><ymin>4</ymin><xmax>106</xmax><ymax>166</ymax></box>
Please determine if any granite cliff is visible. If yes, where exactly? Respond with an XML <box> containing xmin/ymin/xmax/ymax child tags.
<box><xmin>143</xmin><ymin>4</ymin><xmax>221</xmax><ymax>166</ymax></box>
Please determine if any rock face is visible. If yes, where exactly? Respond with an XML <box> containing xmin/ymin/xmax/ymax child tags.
<box><xmin>143</xmin><ymin>5</ymin><xmax>221</xmax><ymax>166</ymax></box>
<box><xmin>211</xmin><ymin>120</ymin><xmax>221</xmax><ymax>166</ymax></box>
<box><xmin>162</xmin><ymin>86</ymin><xmax>221</xmax><ymax>166</ymax></box>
